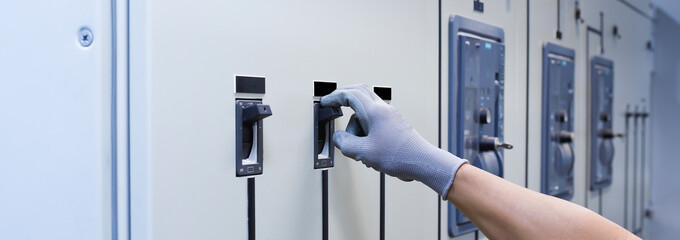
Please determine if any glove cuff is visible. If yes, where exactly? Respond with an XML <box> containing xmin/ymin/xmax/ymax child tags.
<box><xmin>394</xmin><ymin>134</ymin><xmax>468</xmax><ymax>200</ymax></box>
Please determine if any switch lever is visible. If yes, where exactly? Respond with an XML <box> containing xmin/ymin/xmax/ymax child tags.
<box><xmin>243</xmin><ymin>104</ymin><xmax>273</xmax><ymax>123</ymax></box>
<box><xmin>497</xmin><ymin>142</ymin><xmax>514</xmax><ymax>150</ymax></box>
<box><xmin>552</xmin><ymin>131</ymin><xmax>574</xmax><ymax>143</ymax></box>
<box><xmin>475</xmin><ymin>136</ymin><xmax>514</xmax><ymax>151</ymax></box>
<box><xmin>317</xmin><ymin>106</ymin><xmax>343</xmax><ymax>123</ymax></box>
<box><xmin>598</xmin><ymin>129</ymin><xmax>624</xmax><ymax>139</ymax></box>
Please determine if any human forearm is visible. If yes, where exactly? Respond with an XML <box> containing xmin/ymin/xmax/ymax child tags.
<box><xmin>447</xmin><ymin>164</ymin><xmax>638</xmax><ymax>240</ymax></box>
<box><xmin>322</xmin><ymin>84</ymin><xmax>639</xmax><ymax>239</ymax></box>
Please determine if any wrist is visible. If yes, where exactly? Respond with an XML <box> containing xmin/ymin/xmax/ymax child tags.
<box><xmin>445</xmin><ymin>163</ymin><xmax>469</xmax><ymax>201</ymax></box>
<box><xmin>393</xmin><ymin>136</ymin><xmax>469</xmax><ymax>198</ymax></box>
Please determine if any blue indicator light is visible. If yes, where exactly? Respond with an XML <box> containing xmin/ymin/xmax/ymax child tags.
<box><xmin>485</xmin><ymin>42</ymin><xmax>492</xmax><ymax>49</ymax></box>
<box><xmin>605</xmin><ymin>70</ymin><xmax>610</xmax><ymax>75</ymax></box>
<box><xmin>562</xmin><ymin>60</ymin><xmax>567</xmax><ymax>66</ymax></box>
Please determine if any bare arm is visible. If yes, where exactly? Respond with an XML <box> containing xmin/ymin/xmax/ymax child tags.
<box><xmin>448</xmin><ymin>164</ymin><xmax>639</xmax><ymax>240</ymax></box>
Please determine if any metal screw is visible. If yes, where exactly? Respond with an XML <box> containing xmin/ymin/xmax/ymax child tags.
<box><xmin>79</xmin><ymin>27</ymin><xmax>93</xmax><ymax>47</ymax></box>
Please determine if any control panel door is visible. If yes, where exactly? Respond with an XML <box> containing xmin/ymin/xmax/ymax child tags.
<box><xmin>541</xmin><ymin>43</ymin><xmax>576</xmax><ymax>200</ymax></box>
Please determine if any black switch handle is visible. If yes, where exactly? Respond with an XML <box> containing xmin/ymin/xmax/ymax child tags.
<box><xmin>318</xmin><ymin>106</ymin><xmax>343</xmax><ymax>123</ymax></box>
<box><xmin>598</xmin><ymin>129</ymin><xmax>624</xmax><ymax>139</ymax></box>
<box><xmin>552</xmin><ymin>131</ymin><xmax>574</xmax><ymax>143</ymax></box>
<box><xmin>243</xmin><ymin>104</ymin><xmax>273</xmax><ymax>123</ymax></box>
<box><xmin>468</xmin><ymin>135</ymin><xmax>513</xmax><ymax>151</ymax></box>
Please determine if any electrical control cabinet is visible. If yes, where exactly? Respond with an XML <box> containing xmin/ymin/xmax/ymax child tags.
<box><xmin>541</xmin><ymin>43</ymin><xmax>576</xmax><ymax>200</ymax></box>
<box><xmin>448</xmin><ymin>16</ymin><xmax>510</xmax><ymax>237</ymax></box>
<box><xmin>590</xmin><ymin>57</ymin><xmax>617</xmax><ymax>190</ymax></box>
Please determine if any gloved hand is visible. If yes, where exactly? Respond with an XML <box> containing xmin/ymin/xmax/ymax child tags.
<box><xmin>321</xmin><ymin>85</ymin><xmax>468</xmax><ymax>199</ymax></box>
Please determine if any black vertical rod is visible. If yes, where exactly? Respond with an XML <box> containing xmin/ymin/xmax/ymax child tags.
<box><xmin>247</xmin><ymin>178</ymin><xmax>256</xmax><ymax>240</ymax></box>
<box><xmin>556</xmin><ymin>0</ymin><xmax>561</xmax><ymax>34</ymax></box>
<box><xmin>380</xmin><ymin>173</ymin><xmax>385</xmax><ymax>240</ymax></box>
<box><xmin>598</xmin><ymin>189</ymin><xmax>603</xmax><ymax>215</ymax></box>
<box><xmin>599</xmin><ymin>12</ymin><xmax>604</xmax><ymax>54</ymax></box>
<box><xmin>632</xmin><ymin>107</ymin><xmax>639</xmax><ymax>231</ymax></box>
<box><xmin>624</xmin><ymin>107</ymin><xmax>631</xmax><ymax>229</ymax></box>
<box><xmin>639</xmin><ymin>109</ymin><xmax>648</xmax><ymax>232</ymax></box>
<box><xmin>322</xmin><ymin>170</ymin><xmax>329</xmax><ymax>240</ymax></box>
<box><xmin>585</xmin><ymin>27</ymin><xmax>590</xmax><ymax>209</ymax></box>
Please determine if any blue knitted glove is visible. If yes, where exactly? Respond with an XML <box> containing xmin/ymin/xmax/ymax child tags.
<box><xmin>321</xmin><ymin>85</ymin><xmax>468</xmax><ymax>199</ymax></box>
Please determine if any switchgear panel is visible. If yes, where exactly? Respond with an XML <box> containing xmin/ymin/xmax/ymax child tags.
<box><xmin>590</xmin><ymin>57</ymin><xmax>617</xmax><ymax>190</ymax></box>
<box><xmin>314</xmin><ymin>81</ymin><xmax>342</xmax><ymax>169</ymax></box>
<box><xmin>235</xmin><ymin>76</ymin><xmax>272</xmax><ymax>177</ymax></box>
<box><xmin>541</xmin><ymin>43</ymin><xmax>576</xmax><ymax>200</ymax></box>
<box><xmin>448</xmin><ymin>16</ymin><xmax>510</xmax><ymax>237</ymax></box>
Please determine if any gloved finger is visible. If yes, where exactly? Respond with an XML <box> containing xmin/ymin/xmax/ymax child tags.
<box><xmin>343</xmin><ymin>84</ymin><xmax>390</xmax><ymax>112</ymax></box>
<box><xmin>333</xmin><ymin>130</ymin><xmax>368</xmax><ymax>161</ymax></box>
<box><xmin>320</xmin><ymin>88</ymin><xmax>373</xmax><ymax>133</ymax></box>
<box><xmin>353</xmin><ymin>84</ymin><xmax>383</xmax><ymax>102</ymax></box>
<box><xmin>397</xmin><ymin>177</ymin><xmax>414</xmax><ymax>182</ymax></box>
<box><xmin>345</xmin><ymin>114</ymin><xmax>367</xmax><ymax>137</ymax></box>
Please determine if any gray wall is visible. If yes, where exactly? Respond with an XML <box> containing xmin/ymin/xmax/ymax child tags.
<box><xmin>648</xmin><ymin>9</ymin><xmax>680</xmax><ymax>240</ymax></box>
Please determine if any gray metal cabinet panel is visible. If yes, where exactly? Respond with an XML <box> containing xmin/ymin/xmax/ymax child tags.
<box><xmin>0</xmin><ymin>1</ymin><xmax>113</xmax><ymax>239</ymax></box>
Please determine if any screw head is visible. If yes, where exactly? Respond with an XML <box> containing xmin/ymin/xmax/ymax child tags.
<box><xmin>79</xmin><ymin>27</ymin><xmax>93</xmax><ymax>47</ymax></box>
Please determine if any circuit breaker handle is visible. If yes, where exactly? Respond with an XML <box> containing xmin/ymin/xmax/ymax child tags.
<box><xmin>243</xmin><ymin>104</ymin><xmax>273</xmax><ymax>123</ymax></box>
<box><xmin>552</xmin><ymin>131</ymin><xmax>574</xmax><ymax>143</ymax></box>
<box><xmin>318</xmin><ymin>106</ymin><xmax>343</xmax><ymax>123</ymax></box>
<box><xmin>598</xmin><ymin>129</ymin><xmax>624</xmax><ymax>139</ymax></box>
<box><xmin>477</xmin><ymin>136</ymin><xmax>513</xmax><ymax>151</ymax></box>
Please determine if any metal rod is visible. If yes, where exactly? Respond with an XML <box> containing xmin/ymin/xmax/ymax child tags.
<box><xmin>600</xmin><ymin>12</ymin><xmax>604</xmax><ymax>54</ymax></box>
<box><xmin>587</xmin><ymin>26</ymin><xmax>602</xmax><ymax>35</ymax></box>
<box><xmin>639</xmin><ymin>107</ymin><xmax>648</xmax><ymax>233</ymax></box>
<box><xmin>322</xmin><ymin>170</ymin><xmax>329</xmax><ymax>240</ymax></box>
<box><xmin>632</xmin><ymin>106</ymin><xmax>639</xmax><ymax>231</ymax></box>
<box><xmin>248</xmin><ymin>178</ymin><xmax>256</xmax><ymax>240</ymax></box>
<box><xmin>624</xmin><ymin>105</ymin><xmax>632</xmax><ymax>229</ymax></box>
<box><xmin>557</xmin><ymin>0</ymin><xmax>561</xmax><ymax>34</ymax></box>
<box><xmin>380</xmin><ymin>173</ymin><xmax>385</xmax><ymax>240</ymax></box>
<box><xmin>598</xmin><ymin>189</ymin><xmax>603</xmax><ymax>215</ymax></box>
